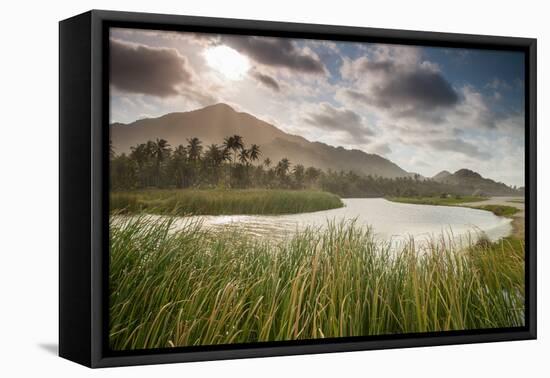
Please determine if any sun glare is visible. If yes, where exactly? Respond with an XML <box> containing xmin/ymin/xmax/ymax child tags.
<box><xmin>204</xmin><ymin>45</ymin><xmax>250</xmax><ymax>80</ymax></box>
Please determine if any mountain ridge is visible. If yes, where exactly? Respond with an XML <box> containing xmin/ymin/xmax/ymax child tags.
<box><xmin>432</xmin><ymin>168</ymin><xmax>517</xmax><ymax>196</ymax></box>
<box><xmin>110</xmin><ymin>103</ymin><xmax>410</xmax><ymax>178</ymax></box>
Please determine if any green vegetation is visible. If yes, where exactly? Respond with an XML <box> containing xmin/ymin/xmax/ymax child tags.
<box><xmin>109</xmin><ymin>135</ymin><xmax>526</xmax><ymax>350</ymax></box>
<box><xmin>387</xmin><ymin>196</ymin><xmax>520</xmax><ymax>218</ymax></box>
<box><xmin>469</xmin><ymin>204</ymin><xmax>523</xmax><ymax>239</ymax></box>
<box><xmin>110</xmin><ymin>135</ymin><xmax>323</xmax><ymax>191</ymax></box>
<box><xmin>110</xmin><ymin>136</ymin><xmax>520</xmax><ymax>198</ymax></box>
<box><xmin>472</xmin><ymin>205</ymin><xmax>519</xmax><ymax>217</ymax></box>
<box><xmin>387</xmin><ymin>195</ymin><xmax>488</xmax><ymax>206</ymax></box>
<box><xmin>109</xmin><ymin>217</ymin><xmax>525</xmax><ymax>350</ymax></box>
<box><xmin>507</xmin><ymin>199</ymin><xmax>524</xmax><ymax>204</ymax></box>
<box><xmin>110</xmin><ymin>189</ymin><xmax>343</xmax><ymax>216</ymax></box>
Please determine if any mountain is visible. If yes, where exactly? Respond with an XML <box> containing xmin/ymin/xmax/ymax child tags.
<box><xmin>110</xmin><ymin>103</ymin><xmax>410</xmax><ymax>178</ymax></box>
<box><xmin>432</xmin><ymin>170</ymin><xmax>452</xmax><ymax>182</ymax></box>
<box><xmin>432</xmin><ymin>168</ymin><xmax>516</xmax><ymax>196</ymax></box>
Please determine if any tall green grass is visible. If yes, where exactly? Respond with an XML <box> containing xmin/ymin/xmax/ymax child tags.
<box><xmin>109</xmin><ymin>216</ymin><xmax>525</xmax><ymax>350</ymax></box>
<box><xmin>110</xmin><ymin>189</ymin><xmax>343</xmax><ymax>215</ymax></box>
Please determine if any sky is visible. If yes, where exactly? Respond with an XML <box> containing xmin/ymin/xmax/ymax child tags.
<box><xmin>109</xmin><ymin>27</ymin><xmax>525</xmax><ymax>187</ymax></box>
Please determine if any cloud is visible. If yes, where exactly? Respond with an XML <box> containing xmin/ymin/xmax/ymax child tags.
<box><xmin>222</xmin><ymin>36</ymin><xmax>325</xmax><ymax>74</ymax></box>
<box><xmin>426</xmin><ymin>138</ymin><xmax>490</xmax><ymax>159</ymax></box>
<box><xmin>368</xmin><ymin>142</ymin><xmax>391</xmax><ymax>155</ymax></box>
<box><xmin>344</xmin><ymin>83</ymin><xmax>515</xmax><ymax>151</ymax></box>
<box><xmin>485</xmin><ymin>78</ymin><xmax>512</xmax><ymax>90</ymax></box>
<box><xmin>342</xmin><ymin>89</ymin><xmax>369</xmax><ymax>102</ymax></box>
<box><xmin>250</xmin><ymin>69</ymin><xmax>280</xmax><ymax>91</ymax></box>
<box><xmin>450</xmin><ymin>85</ymin><xmax>496</xmax><ymax>129</ymax></box>
<box><xmin>110</xmin><ymin>38</ymin><xmax>194</xmax><ymax>97</ymax></box>
<box><xmin>303</xmin><ymin>103</ymin><xmax>374</xmax><ymax>142</ymax></box>
<box><xmin>111</xmin><ymin>27</ymin><xmax>212</xmax><ymax>45</ymax></box>
<box><xmin>443</xmin><ymin>48</ymin><xmax>471</xmax><ymax>63</ymax></box>
<box><xmin>341</xmin><ymin>57</ymin><xmax>459</xmax><ymax>111</ymax></box>
<box><xmin>374</xmin><ymin>67</ymin><xmax>459</xmax><ymax>109</ymax></box>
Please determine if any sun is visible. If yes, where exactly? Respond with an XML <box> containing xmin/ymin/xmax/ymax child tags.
<box><xmin>204</xmin><ymin>45</ymin><xmax>250</xmax><ymax>80</ymax></box>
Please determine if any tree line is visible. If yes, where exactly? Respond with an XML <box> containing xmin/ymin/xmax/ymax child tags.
<box><xmin>110</xmin><ymin>135</ymin><xmax>323</xmax><ymax>191</ymax></box>
<box><xmin>110</xmin><ymin>135</ymin><xmax>519</xmax><ymax>198</ymax></box>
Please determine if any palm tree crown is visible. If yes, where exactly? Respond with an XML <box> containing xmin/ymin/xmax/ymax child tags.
<box><xmin>276</xmin><ymin>158</ymin><xmax>291</xmax><ymax>176</ymax></box>
<box><xmin>186</xmin><ymin>137</ymin><xmax>203</xmax><ymax>161</ymax></box>
<box><xmin>152</xmin><ymin>138</ymin><xmax>171</xmax><ymax>163</ymax></box>
<box><xmin>238</xmin><ymin>148</ymin><xmax>250</xmax><ymax>165</ymax></box>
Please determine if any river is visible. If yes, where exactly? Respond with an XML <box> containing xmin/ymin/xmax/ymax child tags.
<box><xmin>166</xmin><ymin>198</ymin><xmax>512</xmax><ymax>247</ymax></box>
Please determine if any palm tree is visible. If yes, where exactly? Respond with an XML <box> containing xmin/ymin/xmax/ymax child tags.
<box><xmin>173</xmin><ymin>144</ymin><xmax>187</xmax><ymax>159</ymax></box>
<box><xmin>152</xmin><ymin>138</ymin><xmax>170</xmax><ymax>161</ymax></box>
<box><xmin>223</xmin><ymin>135</ymin><xmax>244</xmax><ymax>164</ymax></box>
<box><xmin>222</xmin><ymin>135</ymin><xmax>244</xmax><ymax>187</ymax></box>
<box><xmin>186</xmin><ymin>137</ymin><xmax>203</xmax><ymax>161</ymax></box>
<box><xmin>145</xmin><ymin>140</ymin><xmax>156</xmax><ymax>157</ymax></box>
<box><xmin>305</xmin><ymin>166</ymin><xmax>321</xmax><ymax>186</ymax></box>
<box><xmin>292</xmin><ymin>164</ymin><xmax>305</xmax><ymax>189</ymax></box>
<box><xmin>218</xmin><ymin>144</ymin><xmax>232</xmax><ymax>187</ymax></box>
<box><xmin>205</xmin><ymin>144</ymin><xmax>223</xmax><ymax>166</ymax></box>
<box><xmin>130</xmin><ymin>143</ymin><xmax>148</xmax><ymax>169</ymax></box>
<box><xmin>248</xmin><ymin>144</ymin><xmax>261</xmax><ymax>165</ymax></box>
<box><xmin>238</xmin><ymin>148</ymin><xmax>249</xmax><ymax>165</ymax></box>
<box><xmin>185</xmin><ymin>137</ymin><xmax>202</xmax><ymax>186</ymax></box>
<box><xmin>145</xmin><ymin>140</ymin><xmax>157</xmax><ymax>186</ymax></box>
<box><xmin>278</xmin><ymin>158</ymin><xmax>290</xmax><ymax>174</ymax></box>
<box><xmin>171</xmin><ymin>145</ymin><xmax>187</xmax><ymax>187</ymax></box>
<box><xmin>276</xmin><ymin>158</ymin><xmax>291</xmax><ymax>186</ymax></box>
<box><xmin>222</xmin><ymin>136</ymin><xmax>233</xmax><ymax>155</ymax></box>
<box><xmin>204</xmin><ymin>144</ymin><xmax>225</xmax><ymax>185</ymax></box>
<box><xmin>152</xmin><ymin>138</ymin><xmax>171</xmax><ymax>186</ymax></box>
<box><xmin>220</xmin><ymin>146</ymin><xmax>231</xmax><ymax>164</ymax></box>
<box><xmin>263</xmin><ymin>157</ymin><xmax>271</xmax><ymax>169</ymax></box>
<box><xmin>130</xmin><ymin>143</ymin><xmax>152</xmax><ymax>187</ymax></box>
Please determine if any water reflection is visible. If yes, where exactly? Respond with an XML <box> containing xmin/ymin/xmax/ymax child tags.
<box><xmin>169</xmin><ymin>198</ymin><xmax>512</xmax><ymax>246</ymax></box>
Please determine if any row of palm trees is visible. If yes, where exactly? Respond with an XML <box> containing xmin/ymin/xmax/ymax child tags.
<box><xmin>111</xmin><ymin>135</ymin><xmax>524</xmax><ymax>197</ymax></box>
<box><xmin>110</xmin><ymin>135</ymin><xmax>312</xmax><ymax>190</ymax></box>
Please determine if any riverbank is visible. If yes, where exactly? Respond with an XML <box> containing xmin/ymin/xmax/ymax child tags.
<box><xmin>387</xmin><ymin>196</ymin><xmax>524</xmax><ymax>239</ymax></box>
<box><xmin>458</xmin><ymin>197</ymin><xmax>525</xmax><ymax>239</ymax></box>
<box><xmin>110</xmin><ymin>189</ymin><xmax>344</xmax><ymax>216</ymax></box>
<box><xmin>387</xmin><ymin>195</ymin><xmax>488</xmax><ymax>206</ymax></box>
<box><xmin>109</xmin><ymin>216</ymin><xmax>524</xmax><ymax>350</ymax></box>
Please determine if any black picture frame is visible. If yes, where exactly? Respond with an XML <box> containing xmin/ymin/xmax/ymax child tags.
<box><xmin>59</xmin><ymin>9</ymin><xmax>537</xmax><ymax>368</ymax></box>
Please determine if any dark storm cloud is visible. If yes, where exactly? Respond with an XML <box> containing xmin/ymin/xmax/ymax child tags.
<box><xmin>110</xmin><ymin>38</ymin><xmax>193</xmax><ymax>97</ymax></box>
<box><xmin>427</xmin><ymin>138</ymin><xmax>490</xmax><ymax>159</ymax></box>
<box><xmin>251</xmin><ymin>70</ymin><xmax>280</xmax><ymax>92</ymax></box>
<box><xmin>303</xmin><ymin>103</ymin><xmax>374</xmax><ymax>142</ymax></box>
<box><xmin>375</xmin><ymin>68</ymin><xmax>459</xmax><ymax>109</ymax></box>
<box><xmin>223</xmin><ymin>36</ymin><xmax>325</xmax><ymax>74</ymax></box>
<box><xmin>345</xmin><ymin>60</ymin><xmax>459</xmax><ymax>112</ymax></box>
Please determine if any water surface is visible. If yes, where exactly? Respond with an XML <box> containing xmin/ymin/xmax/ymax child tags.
<box><xmin>169</xmin><ymin>198</ymin><xmax>512</xmax><ymax>247</ymax></box>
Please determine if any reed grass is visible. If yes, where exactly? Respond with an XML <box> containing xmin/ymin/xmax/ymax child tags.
<box><xmin>110</xmin><ymin>189</ymin><xmax>343</xmax><ymax>215</ymax></box>
<box><xmin>109</xmin><ymin>216</ymin><xmax>525</xmax><ymax>350</ymax></box>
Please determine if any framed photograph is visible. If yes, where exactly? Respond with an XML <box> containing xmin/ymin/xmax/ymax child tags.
<box><xmin>59</xmin><ymin>10</ymin><xmax>536</xmax><ymax>368</ymax></box>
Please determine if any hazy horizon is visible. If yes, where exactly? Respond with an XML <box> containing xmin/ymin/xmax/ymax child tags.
<box><xmin>109</xmin><ymin>27</ymin><xmax>526</xmax><ymax>187</ymax></box>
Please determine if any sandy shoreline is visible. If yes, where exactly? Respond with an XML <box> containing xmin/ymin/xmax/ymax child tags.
<box><xmin>458</xmin><ymin>196</ymin><xmax>525</xmax><ymax>238</ymax></box>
